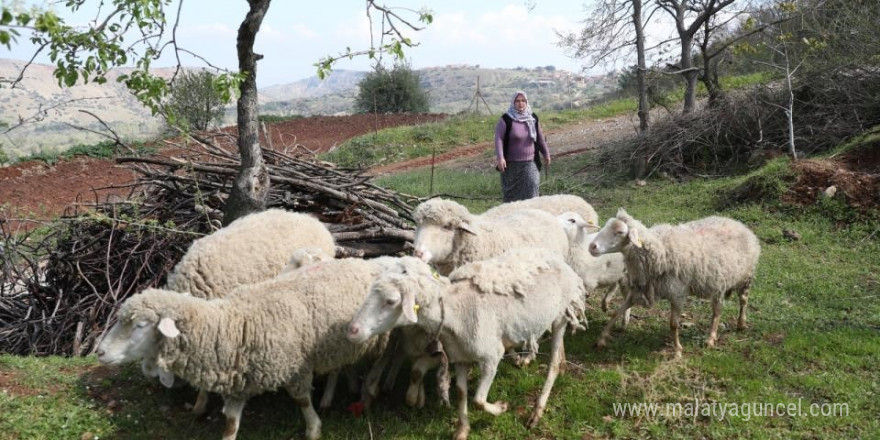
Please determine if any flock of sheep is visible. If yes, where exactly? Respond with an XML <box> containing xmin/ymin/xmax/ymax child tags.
<box><xmin>96</xmin><ymin>194</ymin><xmax>761</xmax><ymax>440</ymax></box>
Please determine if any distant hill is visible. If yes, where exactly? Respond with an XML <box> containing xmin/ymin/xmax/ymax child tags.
<box><xmin>1</xmin><ymin>60</ymin><xmax>618</xmax><ymax>161</ymax></box>
<box><xmin>259</xmin><ymin>65</ymin><xmax>618</xmax><ymax>116</ymax></box>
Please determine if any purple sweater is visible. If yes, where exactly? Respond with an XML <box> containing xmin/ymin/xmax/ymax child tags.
<box><xmin>494</xmin><ymin>117</ymin><xmax>549</xmax><ymax>162</ymax></box>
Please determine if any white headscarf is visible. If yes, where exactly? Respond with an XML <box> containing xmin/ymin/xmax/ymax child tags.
<box><xmin>505</xmin><ymin>90</ymin><xmax>537</xmax><ymax>141</ymax></box>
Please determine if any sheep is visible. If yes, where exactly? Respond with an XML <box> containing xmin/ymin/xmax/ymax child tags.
<box><xmin>138</xmin><ymin>209</ymin><xmax>337</xmax><ymax>413</ymax></box>
<box><xmin>483</xmin><ymin>193</ymin><xmax>600</xmax><ymax>227</ymax></box>
<box><xmin>556</xmin><ymin>211</ymin><xmax>632</xmax><ymax>327</ymax></box>
<box><xmin>165</xmin><ymin>208</ymin><xmax>336</xmax><ymax>299</ymax></box>
<box><xmin>97</xmin><ymin>257</ymin><xmax>394</xmax><ymax>440</ymax></box>
<box><xmin>284</xmin><ymin>249</ymin><xmax>446</xmax><ymax>410</ymax></box>
<box><xmin>347</xmin><ymin>249</ymin><xmax>587</xmax><ymax>439</ymax></box>
<box><xmin>411</xmin><ymin>198</ymin><xmax>570</xmax><ymax>276</ymax></box>
<box><xmin>588</xmin><ymin>209</ymin><xmax>761</xmax><ymax>358</ymax></box>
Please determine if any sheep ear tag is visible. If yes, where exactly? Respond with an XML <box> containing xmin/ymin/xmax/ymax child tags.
<box><xmin>401</xmin><ymin>291</ymin><xmax>419</xmax><ymax>324</ymax></box>
<box><xmin>158</xmin><ymin>317</ymin><xmax>181</xmax><ymax>338</ymax></box>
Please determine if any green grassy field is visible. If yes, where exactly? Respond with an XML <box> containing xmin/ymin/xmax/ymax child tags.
<box><xmin>2</xmin><ymin>119</ymin><xmax>878</xmax><ymax>440</ymax></box>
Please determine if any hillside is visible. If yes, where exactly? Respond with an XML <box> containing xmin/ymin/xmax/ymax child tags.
<box><xmin>0</xmin><ymin>60</ymin><xmax>171</xmax><ymax>160</ymax></box>
<box><xmin>259</xmin><ymin>65</ymin><xmax>618</xmax><ymax>116</ymax></box>
<box><xmin>1</xmin><ymin>60</ymin><xmax>617</xmax><ymax>161</ymax></box>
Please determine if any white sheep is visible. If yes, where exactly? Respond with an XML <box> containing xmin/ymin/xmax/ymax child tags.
<box><xmin>140</xmin><ymin>209</ymin><xmax>336</xmax><ymax>414</ymax></box>
<box><xmin>284</xmin><ymin>249</ymin><xmax>446</xmax><ymax>410</ymax></box>
<box><xmin>165</xmin><ymin>209</ymin><xmax>336</xmax><ymax>299</ymax></box>
<box><xmin>97</xmin><ymin>257</ymin><xmax>394</xmax><ymax>440</ymax></box>
<box><xmin>347</xmin><ymin>249</ymin><xmax>587</xmax><ymax>439</ymax></box>
<box><xmin>483</xmin><ymin>193</ymin><xmax>600</xmax><ymax>227</ymax></box>
<box><xmin>411</xmin><ymin>198</ymin><xmax>570</xmax><ymax>276</ymax></box>
<box><xmin>556</xmin><ymin>211</ymin><xmax>632</xmax><ymax>327</ymax></box>
<box><xmin>588</xmin><ymin>209</ymin><xmax>761</xmax><ymax>358</ymax></box>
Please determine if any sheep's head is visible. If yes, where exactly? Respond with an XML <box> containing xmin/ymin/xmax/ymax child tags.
<box><xmin>348</xmin><ymin>257</ymin><xmax>445</xmax><ymax>343</ymax></box>
<box><xmin>590</xmin><ymin>218</ymin><xmax>630</xmax><ymax>256</ymax></box>
<box><xmin>412</xmin><ymin>199</ymin><xmax>476</xmax><ymax>264</ymax></box>
<box><xmin>96</xmin><ymin>288</ymin><xmax>185</xmax><ymax>387</ymax></box>
<box><xmin>557</xmin><ymin>211</ymin><xmax>599</xmax><ymax>244</ymax></box>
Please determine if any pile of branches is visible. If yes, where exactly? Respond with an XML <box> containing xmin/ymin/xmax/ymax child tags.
<box><xmin>602</xmin><ymin>67</ymin><xmax>880</xmax><ymax>178</ymax></box>
<box><xmin>1</xmin><ymin>137</ymin><xmax>422</xmax><ymax>356</ymax></box>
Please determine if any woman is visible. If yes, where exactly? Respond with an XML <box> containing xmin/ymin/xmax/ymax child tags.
<box><xmin>494</xmin><ymin>91</ymin><xmax>550</xmax><ymax>202</ymax></box>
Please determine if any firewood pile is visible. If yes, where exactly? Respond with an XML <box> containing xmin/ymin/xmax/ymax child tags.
<box><xmin>1</xmin><ymin>139</ymin><xmax>421</xmax><ymax>356</ymax></box>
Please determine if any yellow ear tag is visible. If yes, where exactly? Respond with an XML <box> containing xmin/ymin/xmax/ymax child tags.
<box><xmin>635</xmin><ymin>237</ymin><xmax>644</xmax><ymax>247</ymax></box>
<box><xmin>413</xmin><ymin>304</ymin><xmax>421</xmax><ymax>314</ymax></box>
<box><xmin>430</xmin><ymin>266</ymin><xmax>441</xmax><ymax>280</ymax></box>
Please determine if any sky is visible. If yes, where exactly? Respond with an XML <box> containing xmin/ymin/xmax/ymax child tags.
<box><xmin>4</xmin><ymin>0</ymin><xmax>609</xmax><ymax>87</ymax></box>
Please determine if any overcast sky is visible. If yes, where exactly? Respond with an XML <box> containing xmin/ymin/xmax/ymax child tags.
<box><xmin>4</xmin><ymin>1</ymin><xmax>611</xmax><ymax>87</ymax></box>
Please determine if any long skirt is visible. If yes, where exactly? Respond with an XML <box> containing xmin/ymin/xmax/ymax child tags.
<box><xmin>500</xmin><ymin>160</ymin><xmax>540</xmax><ymax>202</ymax></box>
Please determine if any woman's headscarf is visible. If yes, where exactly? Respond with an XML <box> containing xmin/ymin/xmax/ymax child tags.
<box><xmin>505</xmin><ymin>90</ymin><xmax>537</xmax><ymax>141</ymax></box>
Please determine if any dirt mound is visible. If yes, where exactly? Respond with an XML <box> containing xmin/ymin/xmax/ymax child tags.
<box><xmin>784</xmin><ymin>144</ymin><xmax>880</xmax><ymax>211</ymax></box>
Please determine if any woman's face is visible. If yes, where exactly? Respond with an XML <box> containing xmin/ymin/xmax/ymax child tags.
<box><xmin>514</xmin><ymin>94</ymin><xmax>527</xmax><ymax>112</ymax></box>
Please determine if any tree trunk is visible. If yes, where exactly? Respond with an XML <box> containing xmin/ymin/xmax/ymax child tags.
<box><xmin>680</xmin><ymin>34</ymin><xmax>698</xmax><ymax>113</ymax></box>
<box><xmin>223</xmin><ymin>0</ymin><xmax>272</xmax><ymax>226</ymax></box>
<box><xmin>633</xmin><ymin>0</ymin><xmax>650</xmax><ymax>134</ymax></box>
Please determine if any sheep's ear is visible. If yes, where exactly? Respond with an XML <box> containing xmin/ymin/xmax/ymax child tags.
<box><xmin>457</xmin><ymin>220</ymin><xmax>477</xmax><ymax>235</ymax></box>
<box><xmin>158</xmin><ymin>368</ymin><xmax>175</xmax><ymax>388</ymax></box>
<box><xmin>158</xmin><ymin>317</ymin><xmax>180</xmax><ymax>338</ymax></box>
<box><xmin>628</xmin><ymin>226</ymin><xmax>643</xmax><ymax>248</ymax></box>
<box><xmin>400</xmin><ymin>290</ymin><xmax>419</xmax><ymax>324</ymax></box>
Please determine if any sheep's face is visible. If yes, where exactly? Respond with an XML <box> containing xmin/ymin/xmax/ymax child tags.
<box><xmin>349</xmin><ymin>258</ymin><xmax>437</xmax><ymax>343</ymax></box>
<box><xmin>557</xmin><ymin>211</ymin><xmax>598</xmax><ymax>244</ymax></box>
<box><xmin>589</xmin><ymin>218</ymin><xmax>629</xmax><ymax>256</ymax></box>
<box><xmin>413</xmin><ymin>221</ymin><xmax>472</xmax><ymax>264</ymax></box>
<box><xmin>96</xmin><ymin>309</ymin><xmax>160</xmax><ymax>366</ymax></box>
<box><xmin>348</xmin><ymin>277</ymin><xmax>409</xmax><ymax>344</ymax></box>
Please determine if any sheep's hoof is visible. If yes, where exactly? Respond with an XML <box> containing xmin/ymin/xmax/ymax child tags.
<box><xmin>453</xmin><ymin>424</ymin><xmax>470</xmax><ymax>440</ymax></box>
<box><xmin>595</xmin><ymin>339</ymin><xmax>608</xmax><ymax>350</ymax></box>
<box><xmin>737</xmin><ymin>320</ymin><xmax>748</xmax><ymax>331</ymax></box>
<box><xmin>526</xmin><ymin>407</ymin><xmax>545</xmax><ymax>429</ymax></box>
<box><xmin>706</xmin><ymin>338</ymin><xmax>716</xmax><ymax>348</ymax></box>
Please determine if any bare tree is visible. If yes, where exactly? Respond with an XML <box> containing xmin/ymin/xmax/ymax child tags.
<box><xmin>222</xmin><ymin>0</ymin><xmax>272</xmax><ymax>224</ymax></box>
<box><xmin>655</xmin><ymin>0</ymin><xmax>736</xmax><ymax>113</ymax></box>
<box><xmin>558</xmin><ymin>0</ymin><xmax>657</xmax><ymax>133</ymax></box>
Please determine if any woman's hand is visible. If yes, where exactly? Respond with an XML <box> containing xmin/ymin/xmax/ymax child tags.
<box><xmin>496</xmin><ymin>157</ymin><xmax>507</xmax><ymax>172</ymax></box>
<box><xmin>544</xmin><ymin>156</ymin><xmax>551</xmax><ymax>167</ymax></box>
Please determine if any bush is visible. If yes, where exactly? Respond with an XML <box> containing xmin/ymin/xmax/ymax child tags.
<box><xmin>166</xmin><ymin>70</ymin><xmax>225</xmax><ymax>131</ymax></box>
<box><xmin>355</xmin><ymin>64</ymin><xmax>430</xmax><ymax>114</ymax></box>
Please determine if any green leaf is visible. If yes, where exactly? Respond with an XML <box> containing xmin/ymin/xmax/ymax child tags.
<box><xmin>1</xmin><ymin>9</ymin><xmax>13</xmax><ymax>25</ymax></box>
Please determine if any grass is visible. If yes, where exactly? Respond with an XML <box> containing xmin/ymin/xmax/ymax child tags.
<box><xmin>2</xmin><ymin>115</ymin><xmax>879</xmax><ymax>440</ymax></box>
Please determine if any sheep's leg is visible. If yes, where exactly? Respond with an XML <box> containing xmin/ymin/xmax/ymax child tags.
<box><xmin>669</xmin><ymin>300</ymin><xmax>684</xmax><ymax>359</ymax></box>
<box><xmin>601</xmin><ymin>284</ymin><xmax>617</xmax><ymax>312</ymax></box>
<box><xmin>362</xmin><ymin>355</ymin><xmax>391</xmax><ymax>408</ymax></box>
<box><xmin>406</xmin><ymin>354</ymin><xmax>440</xmax><ymax>408</ymax></box>
<box><xmin>319</xmin><ymin>371</ymin><xmax>338</xmax><ymax>410</ymax></box>
<box><xmin>382</xmin><ymin>351</ymin><xmax>405</xmax><ymax>393</ymax></box>
<box><xmin>453</xmin><ymin>363</ymin><xmax>471</xmax><ymax>440</ymax></box>
<box><xmin>192</xmin><ymin>389</ymin><xmax>209</xmax><ymax>415</ymax></box>
<box><xmin>527</xmin><ymin>319</ymin><xmax>566</xmax><ymax>429</ymax></box>
<box><xmin>737</xmin><ymin>284</ymin><xmax>750</xmax><ymax>330</ymax></box>
<box><xmin>472</xmin><ymin>358</ymin><xmax>507</xmax><ymax>416</ymax></box>
<box><xmin>287</xmin><ymin>382</ymin><xmax>321</xmax><ymax>440</ymax></box>
<box><xmin>597</xmin><ymin>294</ymin><xmax>635</xmax><ymax>349</ymax></box>
<box><xmin>220</xmin><ymin>396</ymin><xmax>246</xmax><ymax>440</ymax></box>
<box><xmin>707</xmin><ymin>296</ymin><xmax>723</xmax><ymax>348</ymax></box>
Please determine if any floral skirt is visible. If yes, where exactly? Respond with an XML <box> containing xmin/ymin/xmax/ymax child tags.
<box><xmin>500</xmin><ymin>160</ymin><xmax>540</xmax><ymax>202</ymax></box>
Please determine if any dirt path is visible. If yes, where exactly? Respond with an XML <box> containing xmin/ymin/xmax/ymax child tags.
<box><xmin>369</xmin><ymin>112</ymin><xmax>639</xmax><ymax>175</ymax></box>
